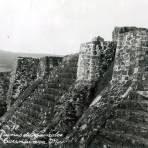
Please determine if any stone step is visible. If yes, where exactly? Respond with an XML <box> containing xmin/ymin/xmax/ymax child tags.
<box><xmin>60</xmin><ymin>77</ymin><xmax>75</xmax><ymax>84</ymax></box>
<box><xmin>19</xmin><ymin>106</ymin><xmax>43</xmax><ymax>120</ymax></box>
<box><xmin>143</xmin><ymin>84</ymin><xmax>148</xmax><ymax>90</ymax></box>
<box><xmin>6</xmin><ymin>120</ymin><xmax>24</xmax><ymax>134</ymax></box>
<box><xmin>47</xmin><ymin>88</ymin><xmax>62</xmax><ymax>95</ymax></box>
<box><xmin>10</xmin><ymin>115</ymin><xmax>34</xmax><ymax>133</ymax></box>
<box><xmin>59</xmin><ymin>73</ymin><xmax>77</xmax><ymax>79</ymax></box>
<box><xmin>11</xmin><ymin>111</ymin><xmax>48</xmax><ymax>133</ymax></box>
<box><xmin>61</xmin><ymin>67</ymin><xmax>77</xmax><ymax>73</ymax></box>
<box><xmin>2</xmin><ymin>121</ymin><xmax>15</xmax><ymax>133</ymax></box>
<box><xmin>57</xmin><ymin>81</ymin><xmax>72</xmax><ymax>87</ymax></box>
<box><xmin>45</xmin><ymin>85</ymin><xmax>69</xmax><ymax>93</ymax></box>
<box><xmin>105</xmin><ymin>118</ymin><xmax>148</xmax><ymax>139</ymax></box>
<box><xmin>64</xmin><ymin>62</ymin><xmax>77</xmax><ymax>67</ymax></box>
<box><xmin>47</xmin><ymin>83</ymin><xmax>60</xmax><ymax>88</ymax></box>
<box><xmin>41</xmin><ymin>94</ymin><xmax>58</xmax><ymax>102</ymax></box>
<box><xmin>28</xmin><ymin>97</ymin><xmax>49</xmax><ymax>107</ymax></box>
<box><xmin>100</xmin><ymin>129</ymin><xmax>148</xmax><ymax>147</ymax></box>
<box><xmin>141</xmin><ymin>100</ymin><xmax>148</xmax><ymax>104</ymax></box>
<box><xmin>23</xmin><ymin>101</ymin><xmax>49</xmax><ymax>113</ymax></box>
<box><xmin>48</xmin><ymin>78</ymin><xmax>74</xmax><ymax>87</ymax></box>
<box><xmin>22</xmin><ymin>101</ymin><xmax>41</xmax><ymax>112</ymax></box>
<box><xmin>14</xmin><ymin>111</ymin><xmax>41</xmax><ymax>126</ymax></box>
<box><xmin>5</xmin><ymin>120</ymin><xmax>25</xmax><ymax>134</ymax></box>
<box><xmin>38</xmin><ymin>83</ymin><xmax>46</xmax><ymax>89</ymax></box>
<box><xmin>58</xmin><ymin>83</ymin><xmax>71</xmax><ymax>90</ymax></box>
<box><xmin>117</xmin><ymin>100</ymin><xmax>148</xmax><ymax>112</ymax></box>
<box><xmin>114</xmin><ymin>109</ymin><xmax>148</xmax><ymax>123</ymax></box>
<box><xmin>137</xmin><ymin>91</ymin><xmax>148</xmax><ymax>98</ymax></box>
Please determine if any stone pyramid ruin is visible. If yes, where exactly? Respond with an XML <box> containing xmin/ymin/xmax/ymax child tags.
<box><xmin>0</xmin><ymin>26</ymin><xmax>148</xmax><ymax>148</ymax></box>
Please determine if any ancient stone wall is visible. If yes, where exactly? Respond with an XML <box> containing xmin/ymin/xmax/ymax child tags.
<box><xmin>6</xmin><ymin>57</ymin><xmax>40</xmax><ymax>109</ymax></box>
<box><xmin>77</xmin><ymin>36</ymin><xmax>116</xmax><ymax>81</ymax></box>
<box><xmin>0</xmin><ymin>54</ymin><xmax>78</xmax><ymax>136</ymax></box>
<box><xmin>77</xmin><ymin>36</ymin><xmax>104</xmax><ymax>81</ymax></box>
<box><xmin>112</xmin><ymin>28</ymin><xmax>148</xmax><ymax>89</ymax></box>
<box><xmin>1</xmin><ymin>27</ymin><xmax>148</xmax><ymax>148</ymax></box>
<box><xmin>45</xmin><ymin>38</ymin><xmax>116</xmax><ymax>140</ymax></box>
<box><xmin>0</xmin><ymin>72</ymin><xmax>11</xmax><ymax>117</ymax></box>
<box><xmin>0</xmin><ymin>72</ymin><xmax>10</xmax><ymax>100</ymax></box>
<box><xmin>6</xmin><ymin>56</ymin><xmax>63</xmax><ymax>110</ymax></box>
<box><xmin>112</xmin><ymin>26</ymin><xmax>137</xmax><ymax>42</ymax></box>
<box><xmin>65</xmin><ymin>27</ymin><xmax>148</xmax><ymax>148</ymax></box>
<box><xmin>38</xmin><ymin>56</ymin><xmax>62</xmax><ymax>77</ymax></box>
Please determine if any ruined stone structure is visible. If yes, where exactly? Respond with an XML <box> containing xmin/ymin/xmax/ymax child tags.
<box><xmin>6</xmin><ymin>56</ymin><xmax>62</xmax><ymax>110</ymax></box>
<box><xmin>66</xmin><ymin>27</ymin><xmax>148</xmax><ymax>148</ymax></box>
<box><xmin>0</xmin><ymin>72</ymin><xmax>10</xmax><ymax>117</ymax></box>
<box><xmin>48</xmin><ymin>38</ymin><xmax>116</xmax><ymax>137</ymax></box>
<box><xmin>77</xmin><ymin>36</ymin><xmax>104</xmax><ymax>81</ymax></box>
<box><xmin>38</xmin><ymin>56</ymin><xmax>62</xmax><ymax>77</ymax></box>
<box><xmin>112</xmin><ymin>28</ymin><xmax>148</xmax><ymax>86</ymax></box>
<box><xmin>6</xmin><ymin>57</ymin><xmax>40</xmax><ymax>109</ymax></box>
<box><xmin>112</xmin><ymin>26</ymin><xmax>137</xmax><ymax>42</ymax></box>
<box><xmin>77</xmin><ymin>36</ymin><xmax>116</xmax><ymax>81</ymax></box>
<box><xmin>0</xmin><ymin>54</ymin><xmax>78</xmax><ymax>141</ymax></box>
<box><xmin>0</xmin><ymin>72</ymin><xmax>10</xmax><ymax>101</ymax></box>
<box><xmin>0</xmin><ymin>26</ymin><xmax>148</xmax><ymax>148</ymax></box>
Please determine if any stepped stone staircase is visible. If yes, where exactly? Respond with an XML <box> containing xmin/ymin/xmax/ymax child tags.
<box><xmin>0</xmin><ymin>27</ymin><xmax>148</xmax><ymax>148</ymax></box>
<box><xmin>0</xmin><ymin>54</ymin><xmax>78</xmax><ymax>142</ymax></box>
<box><xmin>44</xmin><ymin>38</ymin><xmax>116</xmax><ymax>140</ymax></box>
<box><xmin>65</xmin><ymin>27</ymin><xmax>148</xmax><ymax>148</ymax></box>
<box><xmin>6</xmin><ymin>57</ymin><xmax>40</xmax><ymax>109</ymax></box>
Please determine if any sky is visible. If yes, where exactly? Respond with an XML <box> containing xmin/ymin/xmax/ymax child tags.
<box><xmin>0</xmin><ymin>0</ymin><xmax>148</xmax><ymax>55</ymax></box>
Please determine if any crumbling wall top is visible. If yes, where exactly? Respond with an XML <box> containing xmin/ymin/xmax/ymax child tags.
<box><xmin>77</xmin><ymin>36</ymin><xmax>116</xmax><ymax>81</ymax></box>
<box><xmin>112</xmin><ymin>26</ymin><xmax>148</xmax><ymax>41</ymax></box>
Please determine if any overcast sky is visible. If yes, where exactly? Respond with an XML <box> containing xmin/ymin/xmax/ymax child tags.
<box><xmin>0</xmin><ymin>0</ymin><xmax>148</xmax><ymax>55</ymax></box>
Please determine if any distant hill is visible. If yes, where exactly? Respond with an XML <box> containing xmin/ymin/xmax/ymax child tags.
<box><xmin>0</xmin><ymin>50</ymin><xmax>60</xmax><ymax>72</ymax></box>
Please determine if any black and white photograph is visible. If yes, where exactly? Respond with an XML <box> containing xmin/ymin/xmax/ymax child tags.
<box><xmin>0</xmin><ymin>0</ymin><xmax>148</xmax><ymax>147</ymax></box>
